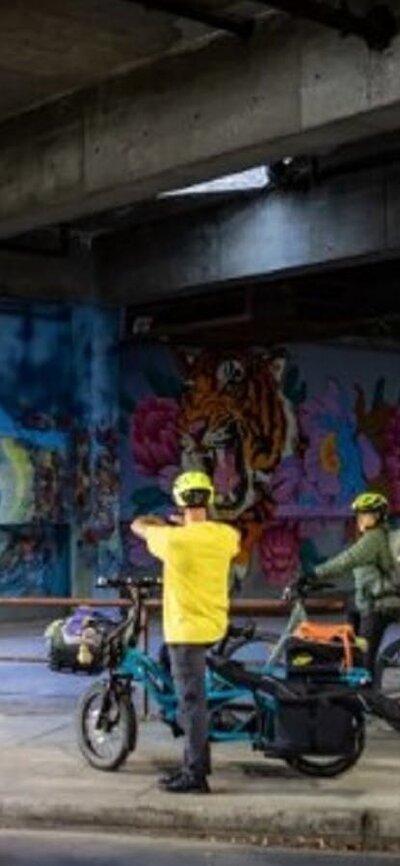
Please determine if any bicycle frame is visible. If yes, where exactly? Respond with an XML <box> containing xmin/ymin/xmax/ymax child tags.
<box><xmin>78</xmin><ymin>579</ymin><xmax>400</xmax><ymax>779</ymax></box>
<box><xmin>228</xmin><ymin>594</ymin><xmax>371</xmax><ymax>688</ymax></box>
<box><xmin>267</xmin><ymin>598</ymin><xmax>307</xmax><ymax>667</ymax></box>
<box><xmin>115</xmin><ymin>645</ymin><xmax>261</xmax><ymax>742</ymax></box>
<box><xmin>96</xmin><ymin>577</ymin><xmax>369</xmax><ymax>750</ymax></box>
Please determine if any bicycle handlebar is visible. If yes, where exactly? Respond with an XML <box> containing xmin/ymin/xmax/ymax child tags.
<box><xmin>96</xmin><ymin>575</ymin><xmax>161</xmax><ymax>591</ymax></box>
<box><xmin>282</xmin><ymin>577</ymin><xmax>335</xmax><ymax>602</ymax></box>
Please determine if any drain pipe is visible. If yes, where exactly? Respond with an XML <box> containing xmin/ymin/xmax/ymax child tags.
<box><xmin>256</xmin><ymin>1</ymin><xmax>398</xmax><ymax>50</ymax></box>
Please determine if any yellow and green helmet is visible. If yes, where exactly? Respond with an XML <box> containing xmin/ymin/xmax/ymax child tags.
<box><xmin>172</xmin><ymin>471</ymin><xmax>215</xmax><ymax>509</ymax></box>
<box><xmin>351</xmin><ymin>491</ymin><xmax>388</xmax><ymax>516</ymax></box>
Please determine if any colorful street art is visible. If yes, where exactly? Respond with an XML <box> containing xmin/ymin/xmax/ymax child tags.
<box><xmin>121</xmin><ymin>343</ymin><xmax>400</xmax><ymax>594</ymax></box>
<box><xmin>0</xmin><ymin>525</ymin><xmax>69</xmax><ymax>597</ymax></box>
<box><xmin>0</xmin><ymin>301</ymin><xmax>121</xmax><ymax>596</ymax></box>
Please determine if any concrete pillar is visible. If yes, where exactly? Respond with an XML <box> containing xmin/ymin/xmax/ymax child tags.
<box><xmin>70</xmin><ymin>304</ymin><xmax>121</xmax><ymax>595</ymax></box>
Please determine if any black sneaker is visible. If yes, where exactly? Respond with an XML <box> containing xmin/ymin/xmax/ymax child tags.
<box><xmin>158</xmin><ymin>768</ymin><xmax>184</xmax><ymax>788</ymax></box>
<box><xmin>160</xmin><ymin>772</ymin><xmax>210</xmax><ymax>794</ymax></box>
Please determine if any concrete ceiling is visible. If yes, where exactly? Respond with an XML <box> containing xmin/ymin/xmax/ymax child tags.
<box><xmin>0</xmin><ymin>0</ymin><xmax>268</xmax><ymax>122</ymax></box>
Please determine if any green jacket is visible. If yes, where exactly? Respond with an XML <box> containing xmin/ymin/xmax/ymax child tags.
<box><xmin>314</xmin><ymin>526</ymin><xmax>400</xmax><ymax>614</ymax></box>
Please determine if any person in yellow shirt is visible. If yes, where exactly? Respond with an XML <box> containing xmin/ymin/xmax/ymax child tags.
<box><xmin>131</xmin><ymin>470</ymin><xmax>239</xmax><ymax>794</ymax></box>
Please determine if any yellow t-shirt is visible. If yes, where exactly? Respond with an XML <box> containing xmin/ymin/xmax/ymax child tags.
<box><xmin>145</xmin><ymin>521</ymin><xmax>239</xmax><ymax>644</ymax></box>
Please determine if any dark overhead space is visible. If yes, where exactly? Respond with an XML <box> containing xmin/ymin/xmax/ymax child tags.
<box><xmin>125</xmin><ymin>259</ymin><xmax>400</xmax><ymax>347</ymax></box>
<box><xmin>130</xmin><ymin>1</ymin><xmax>255</xmax><ymax>36</ymax></box>
<box><xmin>132</xmin><ymin>0</ymin><xmax>398</xmax><ymax>49</ymax></box>
<box><xmin>255</xmin><ymin>0</ymin><xmax>398</xmax><ymax>50</ymax></box>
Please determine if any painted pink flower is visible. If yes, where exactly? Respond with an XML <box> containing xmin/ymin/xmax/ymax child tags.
<box><xmin>132</xmin><ymin>397</ymin><xmax>180</xmax><ymax>478</ymax></box>
<box><xmin>259</xmin><ymin>523</ymin><xmax>300</xmax><ymax>588</ymax></box>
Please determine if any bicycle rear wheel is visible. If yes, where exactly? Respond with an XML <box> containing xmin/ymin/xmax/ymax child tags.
<box><xmin>286</xmin><ymin>711</ymin><xmax>365</xmax><ymax>778</ymax></box>
<box><xmin>375</xmin><ymin>637</ymin><xmax>400</xmax><ymax>732</ymax></box>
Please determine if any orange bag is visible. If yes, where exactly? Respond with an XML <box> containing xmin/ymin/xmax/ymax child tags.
<box><xmin>292</xmin><ymin>622</ymin><xmax>356</xmax><ymax>670</ymax></box>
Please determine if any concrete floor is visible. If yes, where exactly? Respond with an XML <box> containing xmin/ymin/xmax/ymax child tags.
<box><xmin>0</xmin><ymin>832</ymin><xmax>398</xmax><ymax>866</ymax></box>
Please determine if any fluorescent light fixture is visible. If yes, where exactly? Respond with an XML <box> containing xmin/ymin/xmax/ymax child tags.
<box><xmin>160</xmin><ymin>166</ymin><xmax>270</xmax><ymax>197</ymax></box>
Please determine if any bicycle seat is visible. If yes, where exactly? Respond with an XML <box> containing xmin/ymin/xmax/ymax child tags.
<box><xmin>226</xmin><ymin>622</ymin><xmax>256</xmax><ymax>640</ymax></box>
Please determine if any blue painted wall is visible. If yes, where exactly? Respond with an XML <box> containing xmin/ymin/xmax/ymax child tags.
<box><xmin>0</xmin><ymin>300</ymin><xmax>120</xmax><ymax>597</ymax></box>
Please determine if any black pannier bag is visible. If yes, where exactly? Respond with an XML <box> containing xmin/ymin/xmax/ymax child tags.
<box><xmin>285</xmin><ymin>637</ymin><xmax>344</xmax><ymax>678</ymax></box>
<box><xmin>274</xmin><ymin>696</ymin><xmax>357</xmax><ymax>756</ymax></box>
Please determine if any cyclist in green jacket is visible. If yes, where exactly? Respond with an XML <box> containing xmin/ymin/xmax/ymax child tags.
<box><xmin>311</xmin><ymin>492</ymin><xmax>400</xmax><ymax>673</ymax></box>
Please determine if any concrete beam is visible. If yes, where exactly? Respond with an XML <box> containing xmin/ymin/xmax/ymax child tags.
<box><xmin>2</xmin><ymin>20</ymin><xmax>400</xmax><ymax>234</ymax></box>
<box><xmin>0</xmin><ymin>245</ymin><xmax>96</xmax><ymax>302</ymax></box>
<box><xmin>98</xmin><ymin>162</ymin><xmax>400</xmax><ymax>303</ymax></box>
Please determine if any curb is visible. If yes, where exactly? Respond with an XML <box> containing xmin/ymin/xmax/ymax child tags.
<box><xmin>0</xmin><ymin>801</ymin><xmax>399</xmax><ymax>852</ymax></box>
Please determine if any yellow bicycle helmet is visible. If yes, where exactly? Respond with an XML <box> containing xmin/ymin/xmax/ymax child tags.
<box><xmin>172</xmin><ymin>471</ymin><xmax>215</xmax><ymax>508</ymax></box>
<box><xmin>351</xmin><ymin>491</ymin><xmax>389</xmax><ymax>515</ymax></box>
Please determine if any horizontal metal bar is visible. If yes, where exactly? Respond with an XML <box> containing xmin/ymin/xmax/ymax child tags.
<box><xmin>130</xmin><ymin>0</ymin><xmax>254</xmax><ymax>37</ymax></box>
<box><xmin>256</xmin><ymin>0</ymin><xmax>398</xmax><ymax>50</ymax></box>
<box><xmin>0</xmin><ymin>655</ymin><xmax>45</xmax><ymax>663</ymax></box>
<box><xmin>0</xmin><ymin>595</ymin><xmax>344</xmax><ymax>612</ymax></box>
<box><xmin>0</xmin><ymin>597</ymin><xmax>131</xmax><ymax>607</ymax></box>
<box><xmin>145</xmin><ymin>598</ymin><xmax>345</xmax><ymax>615</ymax></box>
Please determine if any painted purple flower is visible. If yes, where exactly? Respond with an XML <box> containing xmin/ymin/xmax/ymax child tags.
<box><xmin>384</xmin><ymin>406</ymin><xmax>400</xmax><ymax>513</ymax></box>
<box><xmin>298</xmin><ymin>518</ymin><xmax>329</xmax><ymax>540</ymax></box>
<box><xmin>298</xmin><ymin>380</ymin><xmax>380</xmax><ymax>510</ymax></box>
<box><xmin>270</xmin><ymin>455</ymin><xmax>302</xmax><ymax>505</ymax></box>
<box><xmin>125</xmin><ymin>532</ymin><xmax>154</xmax><ymax>569</ymax></box>
<box><xmin>259</xmin><ymin>523</ymin><xmax>300</xmax><ymax>588</ymax></box>
<box><xmin>132</xmin><ymin>397</ymin><xmax>180</xmax><ymax>478</ymax></box>
<box><xmin>358</xmin><ymin>432</ymin><xmax>381</xmax><ymax>481</ymax></box>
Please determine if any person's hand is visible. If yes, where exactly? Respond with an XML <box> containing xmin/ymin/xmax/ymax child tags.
<box><xmin>294</xmin><ymin>573</ymin><xmax>317</xmax><ymax>596</ymax></box>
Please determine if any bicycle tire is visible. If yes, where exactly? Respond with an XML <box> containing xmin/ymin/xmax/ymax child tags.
<box><xmin>77</xmin><ymin>680</ymin><xmax>137</xmax><ymax>771</ymax></box>
<box><xmin>375</xmin><ymin>637</ymin><xmax>400</xmax><ymax>732</ymax></box>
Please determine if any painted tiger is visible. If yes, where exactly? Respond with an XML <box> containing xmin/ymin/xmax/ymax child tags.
<box><xmin>178</xmin><ymin>350</ymin><xmax>296</xmax><ymax>563</ymax></box>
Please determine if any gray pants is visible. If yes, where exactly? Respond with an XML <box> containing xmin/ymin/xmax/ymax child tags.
<box><xmin>168</xmin><ymin>644</ymin><xmax>210</xmax><ymax>780</ymax></box>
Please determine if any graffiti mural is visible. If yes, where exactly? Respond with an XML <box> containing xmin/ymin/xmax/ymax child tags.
<box><xmin>0</xmin><ymin>301</ymin><xmax>121</xmax><ymax>596</ymax></box>
<box><xmin>0</xmin><ymin>525</ymin><xmax>69</xmax><ymax>597</ymax></box>
<box><xmin>121</xmin><ymin>343</ymin><xmax>400</xmax><ymax>593</ymax></box>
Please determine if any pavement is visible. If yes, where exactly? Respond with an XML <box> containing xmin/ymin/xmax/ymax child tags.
<box><xmin>0</xmin><ymin>831</ymin><xmax>398</xmax><ymax>866</ymax></box>
<box><xmin>0</xmin><ymin>622</ymin><xmax>399</xmax><ymax>853</ymax></box>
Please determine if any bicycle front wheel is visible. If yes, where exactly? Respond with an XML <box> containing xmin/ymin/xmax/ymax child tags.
<box><xmin>77</xmin><ymin>680</ymin><xmax>137</xmax><ymax>770</ymax></box>
<box><xmin>375</xmin><ymin>637</ymin><xmax>400</xmax><ymax>732</ymax></box>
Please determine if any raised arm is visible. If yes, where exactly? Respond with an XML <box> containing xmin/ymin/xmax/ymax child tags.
<box><xmin>130</xmin><ymin>515</ymin><xmax>166</xmax><ymax>541</ymax></box>
<box><xmin>315</xmin><ymin>531</ymin><xmax>379</xmax><ymax>580</ymax></box>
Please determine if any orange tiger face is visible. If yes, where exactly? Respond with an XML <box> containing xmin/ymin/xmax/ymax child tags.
<box><xmin>179</xmin><ymin>352</ymin><xmax>292</xmax><ymax>522</ymax></box>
